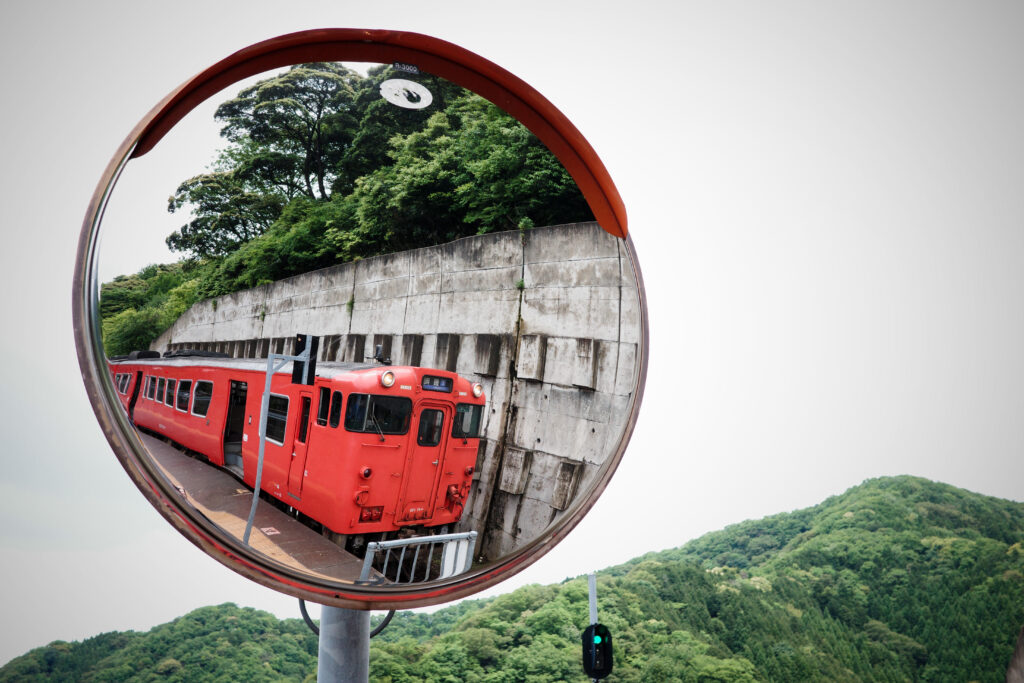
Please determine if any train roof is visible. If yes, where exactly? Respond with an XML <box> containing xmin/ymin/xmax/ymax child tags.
<box><xmin>110</xmin><ymin>354</ymin><xmax>378</xmax><ymax>379</ymax></box>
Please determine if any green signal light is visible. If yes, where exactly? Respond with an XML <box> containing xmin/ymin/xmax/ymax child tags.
<box><xmin>593</xmin><ymin>635</ymin><xmax>602</xmax><ymax>644</ymax></box>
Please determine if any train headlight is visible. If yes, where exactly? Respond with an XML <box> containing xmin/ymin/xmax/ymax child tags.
<box><xmin>472</xmin><ymin>383</ymin><xmax>484</xmax><ymax>398</ymax></box>
<box><xmin>380</xmin><ymin>370</ymin><xmax>396</xmax><ymax>388</ymax></box>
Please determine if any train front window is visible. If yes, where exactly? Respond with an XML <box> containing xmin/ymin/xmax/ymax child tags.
<box><xmin>417</xmin><ymin>409</ymin><xmax>444</xmax><ymax>447</ymax></box>
<box><xmin>176</xmin><ymin>380</ymin><xmax>192</xmax><ymax>412</ymax></box>
<box><xmin>345</xmin><ymin>394</ymin><xmax>412</xmax><ymax>435</ymax></box>
<box><xmin>266</xmin><ymin>394</ymin><xmax>289</xmax><ymax>444</ymax></box>
<box><xmin>329</xmin><ymin>391</ymin><xmax>343</xmax><ymax>428</ymax></box>
<box><xmin>192</xmin><ymin>381</ymin><xmax>213</xmax><ymax>417</ymax></box>
<box><xmin>453</xmin><ymin>404</ymin><xmax>483</xmax><ymax>439</ymax></box>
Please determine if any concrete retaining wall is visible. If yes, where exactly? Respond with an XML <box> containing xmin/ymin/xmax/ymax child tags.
<box><xmin>152</xmin><ymin>222</ymin><xmax>640</xmax><ymax>561</ymax></box>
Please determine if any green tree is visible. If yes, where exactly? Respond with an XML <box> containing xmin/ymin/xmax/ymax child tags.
<box><xmin>215</xmin><ymin>62</ymin><xmax>361</xmax><ymax>201</ymax></box>
<box><xmin>166</xmin><ymin>169</ymin><xmax>286</xmax><ymax>258</ymax></box>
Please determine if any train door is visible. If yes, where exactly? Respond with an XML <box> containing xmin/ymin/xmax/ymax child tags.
<box><xmin>223</xmin><ymin>381</ymin><xmax>247</xmax><ymax>474</ymax></box>
<box><xmin>287</xmin><ymin>390</ymin><xmax>313</xmax><ymax>499</ymax></box>
<box><xmin>397</xmin><ymin>402</ymin><xmax>452</xmax><ymax>523</ymax></box>
<box><xmin>127</xmin><ymin>370</ymin><xmax>143</xmax><ymax>422</ymax></box>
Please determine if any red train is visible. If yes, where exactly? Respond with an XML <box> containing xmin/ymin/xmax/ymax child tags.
<box><xmin>109</xmin><ymin>352</ymin><xmax>485</xmax><ymax>541</ymax></box>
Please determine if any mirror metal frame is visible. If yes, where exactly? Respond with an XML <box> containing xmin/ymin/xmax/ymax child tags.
<box><xmin>73</xmin><ymin>28</ymin><xmax>647</xmax><ymax>609</ymax></box>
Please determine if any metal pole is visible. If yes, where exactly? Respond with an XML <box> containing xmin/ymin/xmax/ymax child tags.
<box><xmin>318</xmin><ymin>606</ymin><xmax>370</xmax><ymax>682</ymax></box>
<box><xmin>242</xmin><ymin>341</ymin><xmax>310</xmax><ymax>545</ymax></box>
<box><xmin>242</xmin><ymin>353</ymin><xmax>289</xmax><ymax>544</ymax></box>
<box><xmin>588</xmin><ymin>572</ymin><xmax>598</xmax><ymax>625</ymax></box>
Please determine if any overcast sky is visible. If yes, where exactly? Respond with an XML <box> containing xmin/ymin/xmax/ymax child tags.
<box><xmin>2</xmin><ymin>0</ymin><xmax>1023</xmax><ymax>666</ymax></box>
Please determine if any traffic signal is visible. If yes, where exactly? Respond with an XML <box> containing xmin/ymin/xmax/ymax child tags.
<box><xmin>582</xmin><ymin>623</ymin><xmax>613</xmax><ymax>679</ymax></box>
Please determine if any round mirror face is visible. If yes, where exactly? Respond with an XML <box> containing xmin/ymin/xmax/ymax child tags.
<box><xmin>76</xmin><ymin>32</ymin><xmax>646</xmax><ymax>607</ymax></box>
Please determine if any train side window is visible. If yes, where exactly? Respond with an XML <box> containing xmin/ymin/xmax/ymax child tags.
<box><xmin>157</xmin><ymin>378</ymin><xmax>166</xmax><ymax>403</ymax></box>
<box><xmin>266</xmin><ymin>395</ymin><xmax>289</xmax><ymax>444</ymax></box>
<box><xmin>120</xmin><ymin>374</ymin><xmax>129</xmax><ymax>394</ymax></box>
<box><xmin>417</xmin><ymin>409</ymin><xmax>444</xmax><ymax>447</ymax></box>
<box><xmin>329</xmin><ymin>391</ymin><xmax>343</xmax><ymax>428</ymax></box>
<box><xmin>297</xmin><ymin>396</ymin><xmax>311</xmax><ymax>443</ymax></box>
<box><xmin>192</xmin><ymin>381</ymin><xmax>213</xmax><ymax>417</ymax></box>
<box><xmin>165</xmin><ymin>379</ymin><xmax>176</xmax><ymax>406</ymax></box>
<box><xmin>176</xmin><ymin>380</ymin><xmax>192</xmax><ymax>412</ymax></box>
<box><xmin>344</xmin><ymin>394</ymin><xmax>412</xmax><ymax>435</ymax></box>
<box><xmin>316</xmin><ymin>387</ymin><xmax>330</xmax><ymax>426</ymax></box>
<box><xmin>452</xmin><ymin>404</ymin><xmax>483</xmax><ymax>439</ymax></box>
<box><xmin>144</xmin><ymin>376</ymin><xmax>153</xmax><ymax>400</ymax></box>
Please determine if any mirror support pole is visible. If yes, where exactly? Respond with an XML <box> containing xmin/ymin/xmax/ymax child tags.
<box><xmin>318</xmin><ymin>606</ymin><xmax>370</xmax><ymax>682</ymax></box>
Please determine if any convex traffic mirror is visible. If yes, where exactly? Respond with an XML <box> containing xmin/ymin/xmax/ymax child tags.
<box><xmin>74</xmin><ymin>29</ymin><xmax>647</xmax><ymax>609</ymax></box>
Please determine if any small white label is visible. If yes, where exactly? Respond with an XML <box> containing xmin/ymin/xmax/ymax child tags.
<box><xmin>400</xmin><ymin>384</ymin><xmax>413</xmax><ymax>390</ymax></box>
<box><xmin>243</xmin><ymin>433</ymin><xmax>248</xmax><ymax>442</ymax></box>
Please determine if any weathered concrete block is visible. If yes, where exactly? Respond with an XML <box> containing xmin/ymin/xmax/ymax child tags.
<box><xmin>614</xmin><ymin>342</ymin><xmax>639</xmax><ymax>397</ymax></box>
<box><xmin>517</xmin><ymin>334</ymin><xmax>546</xmax><ymax>381</ymax></box>
<box><xmin>399</xmin><ymin>334</ymin><xmax>424</xmax><ymax>367</ymax></box>
<box><xmin>442</xmin><ymin>264</ymin><xmax>522</xmax><ymax>295</ymax></box>
<box><xmin>344</xmin><ymin>334</ymin><xmax>366</xmax><ymax>362</ymax></box>
<box><xmin>525</xmin><ymin>256</ymin><xmax>621</xmax><ymax>290</ymax></box>
<box><xmin>520</xmin><ymin>285</ymin><xmax>623</xmax><ymax>341</ymax></box>
<box><xmin>540</xmin><ymin>337</ymin><xmax>598</xmax><ymax>389</ymax></box>
<box><xmin>434</xmin><ymin>334</ymin><xmax>460</xmax><ymax>372</ymax></box>
<box><xmin>438</xmin><ymin>289</ymin><xmax>520</xmax><ymax>335</ymax></box>
<box><xmin>498</xmin><ymin>447</ymin><xmax>531</xmax><ymax>494</ymax></box>
<box><xmin>403</xmin><ymin>293</ymin><xmax>442</xmax><ymax>334</ymax></box>
<box><xmin>524</xmin><ymin>223</ymin><xmax>619</xmax><ymax>265</ymax></box>
<box><xmin>552</xmin><ymin>461</ymin><xmax>581</xmax><ymax>510</ymax></box>
<box><xmin>442</xmin><ymin>230</ymin><xmax>522</xmax><ymax>274</ymax></box>
<box><xmin>472</xmin><ymin>334</ymin><xmax>503</xmax><ymax>377</ymax></box>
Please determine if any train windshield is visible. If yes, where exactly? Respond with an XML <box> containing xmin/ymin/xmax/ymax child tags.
<box><xmin>452</xmin><ymin>404</ymin><xmax>483</xmax><ymax>439</ymax></box>
<box><xmin>345</xmin><ymin>394</ymin><xmax>412</xmax><ymax>435</ymax></box>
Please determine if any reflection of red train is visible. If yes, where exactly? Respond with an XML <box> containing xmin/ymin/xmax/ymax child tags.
<box><xmin>109</xmin><ymin>353</ymin><xmax>485</xmax><ymax>542</ymax></box>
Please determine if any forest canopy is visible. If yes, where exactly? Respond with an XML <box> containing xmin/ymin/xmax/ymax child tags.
<box><xmin>101</xmin><ymin>61</ymin><xmax>592</xmax><ymax>355</ymax></box>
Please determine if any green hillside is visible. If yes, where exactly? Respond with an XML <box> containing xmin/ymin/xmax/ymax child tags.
<box><xmin>4</xmin><ymin>476</ymin><xmax>1022</xmax><ymax>681</ymax></box>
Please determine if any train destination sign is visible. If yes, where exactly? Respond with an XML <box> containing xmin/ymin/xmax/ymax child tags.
<box><xmin>73</xmin><ymin>29</ymin><xmax>648</xmax><ymax>608</ymax></box>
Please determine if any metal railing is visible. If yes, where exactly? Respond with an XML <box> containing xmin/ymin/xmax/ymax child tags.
<box><xmin>358</xmin><ymin>531</ymin><xmax>477</xmax><ymax>584</ymax></box>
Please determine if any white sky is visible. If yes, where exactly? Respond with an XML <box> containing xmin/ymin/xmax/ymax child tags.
<box><xmin>2</xmin><ymin>0</ymin><xmax>1024</xmax><ymax>666</ymax></box>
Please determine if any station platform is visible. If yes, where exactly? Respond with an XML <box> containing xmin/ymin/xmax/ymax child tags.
<box><xmin>140</xmin><ymin>432</ymin><xmax>369</xmax><ymax>583</ymax></box>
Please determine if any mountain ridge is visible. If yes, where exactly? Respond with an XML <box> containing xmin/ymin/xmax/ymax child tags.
<box><xmin>4</xmin><ymin>475</ymin><xmax>1022</xmax><ymax>681</ymax></box>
